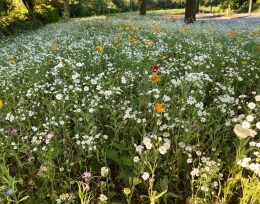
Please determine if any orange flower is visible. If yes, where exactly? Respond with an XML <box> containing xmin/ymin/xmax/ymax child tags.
<box><xmin>229</xmin><ymin>30</ymin><xmax>237</xmax><ymax>37</ymax></box>
<box><xmin>155</xmin><ymin>103</ymin><xmax>164</xmax><ymax>113</ymax></box>
<box><xmin>115</xmin><ymin>33</ymin><xmax>121</xmax><ymax>37</ymax></box>
<box><xmin>152</xmin><ymin>73</ymin><xmax>160</xmax><ymax>83</ymax></box>
<box><xmin>131</xmin><ymin>37</ymin><xmax>137</xmax><ymax>43</ymax></box>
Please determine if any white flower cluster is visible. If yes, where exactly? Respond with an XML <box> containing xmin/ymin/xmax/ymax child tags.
<box><xmin>134</xmin><ymin>133</ymin><xmax>171</xmax><ymax>156</ymax></box>
<box><xmin>179</xmin><ymin>141</ymin><xmax>222</xmax><ymax>194</ymax></box>
<box><xmin>74</xmin><ymin>132</ymin><xmax>108</xmax><ymax>151</ymax></box>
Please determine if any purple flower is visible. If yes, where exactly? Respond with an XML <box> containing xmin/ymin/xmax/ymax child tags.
<box><xmin>82</xmin><ymin>171</ymin><xmax>91</xmax><ymax>179</ymax></box>
<box><xmin>191</xmin><ymin>124</ymin><xmax>199</xmax><ymax>133</ymax></box>
<box><xmin>84</xmin><ymin>183</ymin><xmax>90</xmax><ymax>190</ymax></box>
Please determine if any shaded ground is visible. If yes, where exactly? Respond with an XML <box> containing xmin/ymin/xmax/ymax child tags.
<box><xmin>162</xmin><ymin>13</ymin><xmax>260</xmax><ymax>24</ymax></box>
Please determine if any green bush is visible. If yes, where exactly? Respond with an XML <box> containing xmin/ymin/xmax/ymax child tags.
<box><xmin>34</xmin><ymin>4</ymin><xmax>59</xmax><ymax>24</ymax></box>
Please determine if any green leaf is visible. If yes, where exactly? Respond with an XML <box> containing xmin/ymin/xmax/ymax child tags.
<box><xmin>155</xmin><ymin>190</ymin><xmax>167</xmax><ymax>200</ymax></box>
<box><xmin>106</xmin><ymin>149</ymin><xmax>121</xmax><ymax>165</ymax></box>
<box><xmin>19</xmin><ymin>195</ymin><xmax>29</xmax><ymax>202</ymax></box>
<box><xmin>167</xmin><ymin>192</ymin><xmax>179</xmax><ymax>198</ymax></box>
<box><xmin>122</xmin><ymin>156</ymin><xmax>133</xmax><ymax>167</ymax></box>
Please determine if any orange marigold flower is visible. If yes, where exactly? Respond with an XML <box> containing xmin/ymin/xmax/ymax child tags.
<box><xmin>0</xmin><ymin>100</ymin><xmax>3</xmax><ymax>109</ymax></box>
<box><xmin>155</xmin><ymin>103</ymin><xmax>164</xmax><ymax>113</ymax></box>
<box><xmin>152</xmin><ymin>73</ymin><xmax>160</xmax><ymax>83</ymax></box>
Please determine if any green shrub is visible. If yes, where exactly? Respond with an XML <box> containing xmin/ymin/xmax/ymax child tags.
<box><xmin>34</xmin><ymin>4</ymin><xmax>59</xmax><ymax>24</ymax></box>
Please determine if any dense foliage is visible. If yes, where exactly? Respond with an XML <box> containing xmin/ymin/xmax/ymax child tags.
<box><xmin>0</xmin><ymin>15</ymin><xmax>259</xmax><ymax>203</ymax></box>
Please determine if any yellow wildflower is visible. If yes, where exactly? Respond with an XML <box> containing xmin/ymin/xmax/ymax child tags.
<box><xmin>0</xmin><ymin>100</ymin><xmax>3</xmax><ymax>109</ymax></box>
<box><xmin>161</xmin><ymin>55</ymin><xmax>167</xmax><ymax>60</ymax></box>
<box><xmin>10</xmin><ymin>59</ymin><xmax>16</xmax><ymax>64</ymax></box>
<box><xmin>241</xmin><ymin>61</ymin><xmax>248</xmax><ymax>65</ymax></box>
<box><xmin>131</xmin><ymin>37</ymin><xmax>137</xmax><ymax>43</ymax></box>
<box><xmin>60</xmin><ymin>193</ymin><xmax>69</xmax><ymax>200</ymax></box>
<box><xmin>123</xmin><ymin>187</ymin><xmax>131</xmax><ymax>196</ymax></box>
<box><xmin>51</xmin><ymin>45</ymin><xmax>58</xmax><ymax>52</ymax></box>
<box><xmin>96</xmin><ymin>46</ymin><xmax>104</xmax><ymax>53</ymax></box>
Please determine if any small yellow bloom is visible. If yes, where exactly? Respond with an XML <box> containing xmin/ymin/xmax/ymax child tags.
<box><xmin>0</xmin><ymin>100</ymin><xmax>3</xmax><ymax>109</ymax></box>
<box><xmin>180</xmin><ymin>27</ymin><xmax>189</xmax><ymax>33</ymax></box>
<box><xmin>123</xmin><ymin>187</ymin><xmax>131</xmax><ymax>196</ymax></box>
<box><xmin>155</xmin><ymin>103</ymin><xmax>164</xmax><ymax>113</ymax></box>
<box><xmin>96</xmin><ymin>46</ymin><xmax>104</xmax><ymax>53</ymax></box>
<box><xmin>60</xmin><ymin>193</ymin><xmax>69</xmax><ymax>200</ymax></box>
<box><xmin>256</xmin><ymin>45</ymin><xmax>260</xmax><ymax>50</ymax></box>
<box><xmin>241</xmin><ymin>61</ymin><xmax>248</xmax><ymax>65</ymax></box>
<box><xmin>115</xmin><ymin>33</ymin><xmax>121</xmax><ymax>37</ymax></box>
<box><xmin>161</xmin><ymin>55</ymin><xmax>167</xmax><ymax>60</ymax></box>
<box><xmin>131</xmin><ymin>37</ymin><xmax>137</xmax><ymax>44</ymax></box>
<box><xmin>51</xmin><ymin>45</ymin><xmax>58</xmax><ymax>52</ymax></box>
<box><xmin>115</xmin><ymin>44</ymin><xmax>122</xmax><ymax>49</ymax></box>
<box><xmin>252</xmin><ymin>30</ymin><xmax>260</xmax><ymax>36</ymax></box>
<box><xmin>221</xmin><ymin>61</ymin><xmax>225</xmax><ymax>66</ymax></box>
<box><xmin>10</xmin><ymin>59</ymin><xmax>16</xmax><ymax>64</ymax></box>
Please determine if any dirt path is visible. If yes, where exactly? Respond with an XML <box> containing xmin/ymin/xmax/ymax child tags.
<box><xmin>162</xmin><ymin>13</ymin><xmax>260</xmax><ymax>24</ymax></box>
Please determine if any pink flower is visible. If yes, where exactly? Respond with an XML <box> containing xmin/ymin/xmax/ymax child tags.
<box><xmin>82</xmin><ymin>171</ymin><xmax>91</xmax><ymax>179</ymax></box>
<box><xmin>8</xmin><ymin>129</ymin><xmax>17</xmax><ymax>136</ymax></box>
<box><xmin>45</xmin><ymin>131</ymin><xmax>55</xmax><ymax>140</ymax></box>
<box><xmin>27</xmin><ymin>156</ymin><xmax>35</xmax><ymax>162</ymax></box>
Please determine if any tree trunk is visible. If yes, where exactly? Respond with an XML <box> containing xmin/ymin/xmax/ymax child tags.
<box><xmin>63</xmin><ymin>0</ymin><xmax>69</xmax><ymax>18</ymax></box>
<box><xmin>196</xmin><ymin>0</ymin><xmax>200</xmax><ymax>14</ymax></box>
<box><xmin>139</xmin><ymin>0</ymin><xmax>146</xmax><ymax>15</ymax></box>
<box><xmin>184</xmin><ymin>0</ymin><xmax>196</xmax><ymax>23</ymax></box>
<box><xmin>248</xmin><ymin>0</ymin><xmax>253</xmax><ymax>16</ymax></box>
<box><xmin>22</xmin><ymin>0</ymin><xmax>38</xmax><ymax>22</ymax></box>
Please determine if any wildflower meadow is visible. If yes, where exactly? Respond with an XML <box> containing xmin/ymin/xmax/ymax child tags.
<box><xmin>0</xmin><ymin>15</ymin><xmax>259</xmax><ymax>203</ymax></box>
